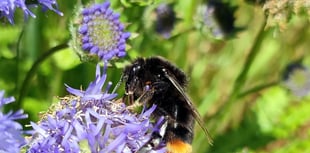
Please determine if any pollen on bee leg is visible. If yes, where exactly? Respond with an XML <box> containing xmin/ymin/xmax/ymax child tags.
<box><xmin>166</xmin><ymin>139</ymin><xmax>192</xmax><ymax>153</ymax></box>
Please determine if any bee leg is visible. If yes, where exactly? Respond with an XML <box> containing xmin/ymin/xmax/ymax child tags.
<box><xmin>127</xmin><ymin>88</ymin><xmax>154</xmax><ymax>110</ymax></box>
<box><xmin>152</xmin><ymin>81</ymin><xmax>170</xmax><ymax>93</ymax></box>
<box><xmin>136</xmin><ymin>117</ymin><xmax>168</xmax><ymax>153</ymax></box>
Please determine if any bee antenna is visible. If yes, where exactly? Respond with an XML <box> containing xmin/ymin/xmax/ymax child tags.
<box><xmin>112</xmin><ymin>74</ymin><xmax>124</xmax><ymax>93</ymax></box>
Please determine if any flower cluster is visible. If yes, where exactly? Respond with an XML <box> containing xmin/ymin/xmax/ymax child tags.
<box><xmin>0</xmin><ymin>0</ymin><xmax>62</xmax><ymax>24</ymax></box>
<box><xmin>263</xmin><ymin>0</ymin><xmax>310</xmax><ymax>31</ymax></box>
<box><xmin>0</xmin><ymin>90</ymin><xmax>28</xmax><ymax>153</ymax></box>
<box><xmin>78</xmin><ymin>1</ymin><xmax>130</xmax><ymax>61</ymax></box>
<box><xmin>28</xmin><ymin>64</ymin><xmax>165</xmax><ymax>152</ymax></box>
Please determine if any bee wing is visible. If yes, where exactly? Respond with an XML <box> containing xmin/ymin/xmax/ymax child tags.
<box><xmin>163</xmin><ymin>70</ymin><xmax>214</xmax><ymax>145</ymax></box>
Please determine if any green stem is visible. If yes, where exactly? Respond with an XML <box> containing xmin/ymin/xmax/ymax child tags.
<box><xmin>16</xmin><ymin>43</ymin><xmax>69</xmax><ymax>107</ymax></box>
<box><xmin>231</xmin><ymin>23</ymin><xmax>268</xmax><ymax>99</ymax></box>
<box><xmin>206</xmin><ymin>17</ymin><xmax>268</xmax><ymax>132</ymax></box>
<box><xmin>238</xmin><ymin>81</ymin><xmax>279</xmax><ymax>98</ymax></box>
<box><xmin>15</xmin><ymin>28</ymin><xmax>24</xmax><ymax>93</ymax></box>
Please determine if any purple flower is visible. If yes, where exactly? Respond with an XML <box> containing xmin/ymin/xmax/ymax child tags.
<box><xmin>155</xmin><ymin>4</ymin><xmax>176</xmax><ymax>39</ymax></box>
<box><xmin>28</xmin><ymin>108</ymin><xmax>80</xmax><ymax>152</ymax></box>
<box><xmin>0</xmin><ymin>0</ymin><xmax>35</xmax><ymax>24</ymax></box>
<box><xmin>28</xmin><ymin>64</ymin><xmax>165</xmax><ymax>152</ymax></box>
<box><xmin>78</xmin><ymin>2</ymin><xmax>130</xmax><ymax>61</ymax></box>
<box><xmin>0</xmin><ymin>90</ymin><xmax>28</xmax><ymax>153</ymax></box>
<box><xmin>198</xmin><ymin>0</ymin><xmax>239</xmax><ymax>38</ymax></box>
<box><xmin>0</xmin><ymin>0</ymin><xmax>62</xmax><ymax>24</ymax></box>
<box><xmin>283</xmin><ymin>63</ymin><xmax>310</xmax><ymax>98</ymax></box>
<box><xmin>199</xmin><ymin>4</ymin><xmax>223</xmax><ymax>38</ymax></box>
<box><xmin>38</xmin><ymin>0</ymin><xmax>63</xmax><ymax>16</ymax></box>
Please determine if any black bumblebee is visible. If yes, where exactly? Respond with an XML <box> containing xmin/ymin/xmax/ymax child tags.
<box><xmin>122</xmin><ymin>56</ymin><xmax>213</xmax><ymax>153</ymax></box>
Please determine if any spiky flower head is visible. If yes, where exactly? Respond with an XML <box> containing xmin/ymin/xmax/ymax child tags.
<box><xmin>263</xmin><ymin>0</ymin><xmax>310</xmax><ymax>31</ymax></box>
<box><xmin>27</xmin><ymin>64</ymin><xmax>165</xmax><ymax>152</ymax></box>
<box><xmin>0</xmin><ymin>0</ymin><xmax>35</xmax><ymax>24</ymax></box>
<box><xmin>283</xmin><ymin>63</ymin><xmax>310</xmax><ymax>98</ymax></box>
<box><xmin>77</xmin><ymin>2</ymin><xmax>130</xmax><ymax>61</ymax></box>
<box><xmin>0</xmin><ymin>90</ymin><xmax>28</xmax><ymax>153</ymax></box>
<box><xmin>0</xmin><ymin>0</ymin><xmax>62</xmax><ymax>24</ymax></box>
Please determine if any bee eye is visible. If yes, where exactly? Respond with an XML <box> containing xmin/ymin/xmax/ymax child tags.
<box><xmin>162</xmin><ymin>68</ymin><xmax>167</xmax><ymax>74</ymax></box>
<box><xmin>133</xmin><ymin>65</ymin><xmax>141</xmax><ymax>72</ymax></box>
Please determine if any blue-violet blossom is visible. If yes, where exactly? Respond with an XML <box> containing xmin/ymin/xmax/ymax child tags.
<box><xmin>0</xmin><ymin>0</ymin><xmax>62</xmax><ymax>24</ymax></box>
<box><xmin>79</xmin><ymin>2</ymin><xmax>130</xmax><ymax>61</ymax></box>
<box><xmin>283</xmin><ymin>63</ymin><xmax>310</xmax><ymax>98</ymax></box>
<box><xmin>28</xmin><ymin>64</ymin><xmax>165</xmax><ymax>152</ymax></box>
<box><xmin>0</xmin><ymin>90</ymin><xmax>28</xmax><ymax>153</ymax></box>
<box><xmin>38</xmin><ymin>0</ymin><xmax>63</xmax><ymax>16</ymax></box>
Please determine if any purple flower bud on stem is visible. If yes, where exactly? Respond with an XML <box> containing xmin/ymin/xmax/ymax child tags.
<box><xmin>78</xmin><ymin>2</ymin><xmax>130</xmax><ymax>61</ymax></box>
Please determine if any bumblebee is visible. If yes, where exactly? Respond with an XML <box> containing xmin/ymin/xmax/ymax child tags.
<box><xmin>122</xmin><ymin>56</ymin><xmax>213</xmax><ymax>153</ymax></box>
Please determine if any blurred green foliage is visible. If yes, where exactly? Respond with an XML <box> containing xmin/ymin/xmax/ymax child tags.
<box><xmin>1</xmin><ymin>0</ymin><xmax>310</xmax><ymax>152</ymax></box>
